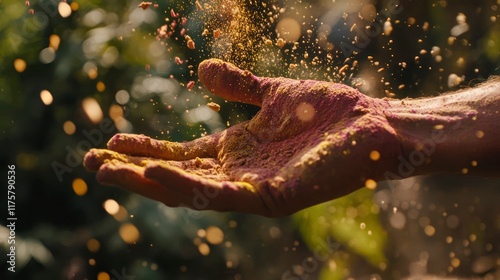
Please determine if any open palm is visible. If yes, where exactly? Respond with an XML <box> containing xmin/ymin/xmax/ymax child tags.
<box><xmin>84</xmin><ymin>59</ymin><xmax>401</xmax><ymax>217</ymax></box>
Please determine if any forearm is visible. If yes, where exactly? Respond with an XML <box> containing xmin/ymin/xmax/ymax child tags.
<box><xmin>384</xmin><ymin>78</ymin><xmax>500</xmax><ymax>177</ymax></box>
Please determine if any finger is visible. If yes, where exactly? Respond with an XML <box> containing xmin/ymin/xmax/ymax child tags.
<box><xmin>96</xmin><ymin>160</ymin><xmax>183</xmax><ymax>207</ymax></box>
<box><xmin>144</xmin><ymin>162</ymin><xmax>269</xmax><ymax>215</ymax></box>
<box><xmin>84</xmin><ymin>148</ymin><xmax>148</xmax><ymax>171</ymax></box>
<box><xmin>84</xmin><ymin>147</ymin><xmax>228</xmax><ymax>180</ymax></box>
<box><xmin>198</xmin><ymin>58</ymin><xmax>271</xmax><ymax>107</ymax></box>
<box><xmin>106</xmin><ymin>133</ymin><xmax>219</xmax><ymax>160</ymax></box>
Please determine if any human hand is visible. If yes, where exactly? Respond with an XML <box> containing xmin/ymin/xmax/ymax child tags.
<box><xmin>84</xmin><ymin>59</ymin><xmax>402</xmax><ymax>217</ymax></box>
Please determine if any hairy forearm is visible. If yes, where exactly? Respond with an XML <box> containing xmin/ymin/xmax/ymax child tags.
<box><xmin>384</xmin><ymin>78</ymin><xmax>500</xmax><ymax>177</ymax></box>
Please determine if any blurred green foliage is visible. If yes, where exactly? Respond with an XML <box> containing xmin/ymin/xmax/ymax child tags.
<box><xmin>295</xmin><ymin>188</ymin><xmax>387</xmax><ymax>280</ymax></box>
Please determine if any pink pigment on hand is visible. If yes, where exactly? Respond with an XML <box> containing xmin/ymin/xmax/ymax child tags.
<box><xmin>83</xmin><ymin>58</ymin><xmax>423</xmax><ymax>216</ymax></box>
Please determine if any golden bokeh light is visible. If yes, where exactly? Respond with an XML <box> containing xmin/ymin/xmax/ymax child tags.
<box><xmin>424</xmin><ymin>225</ymin><xmax>436</xmax><ymax>236</ymax></box>
<box><xmin>40</xmin><ymin>90</ymin><xmax>54</xmax><ymax>105</ymax></box>
<box><xmin>365</xmin><ymin>179</ymin><xmax>377</xmax><ymax>190</ymax></box>
<box><xmin>86</xmin><ymin>238</ymin><xmax>101</xmax><ymax>253</ymax></box>
<box><xmin>103</xmin><ymin>199</ymin><xmax>120</xmax><ymax>215</ymax></box>
<box><xmin>228</xmin><ymin>220</ymin><xmax>237</xmax><ymax>228</ymax></box>
<box><xmin>198</xmin><ymin>242</ymin><xmax>210</xmax><ymax>256</ymax></box>
<box><xmin>109</xmin><ymin>104</ymin><xmax>124</xmax><ymax>121</ymax></box>
<box><xmin>72</xmin><ymin>178</ymin><xmax>88</xmax><ymax>196</ymax></box>
<box><xmin>71</xmin><ymin>1</ymin><xmax>79</xmax><ymax>11</ymax></box>
<box><xmin>197</xmin><ymin>229</ymin><xmax>206</xmax><ymax>238</ymax></box>
<box><xmin>96</xmin><ymin>81</ymin><xmax>106</xmax><ymax>92</ymax></box>
<box><xmin>49</xmin><ymin>34</ymin><xmax>61</xmax><ymax>50</ymax></box>
<box><xmin>469</xmin><ymin>233</ymin><xmax>477</xmax><ymax>242</ymax></box>
<box><xmin>475</xmin><ymin>130</ymin><xmax>484</xmax><ymax>139</ymax></box>
<box><xmin>58</xmin><ymin>2</ymin><xmax>72</xmax><ymax>18</ymax></box>
<box><xmin>295</xmin><ymin>102</ymin><xmax>315</xmax><ymax>122</ymax></box>
<box><xmin>13</xmin><ymin>58</ymin><xmax>27</xmax><ymax>72</ymax></box>
<box><xmin>88</xmin><ymin>68</ymin><xmax>98</xmax><ymax>79</ymax></box>
<box><xmin>206</xmin><ymin>226</ymin><xmax>224</xmax><ymax>245</ymax></box>
<box><xmin>276</xmin><ymin>17</ymin><xmax>301</xmax><ymax>42</ymax></box>
<box><xmin>119</xmin><ymin>223</ymin><xmax>140</xmax><ymax>244</ymax></box>
<box><xmin>82</xmin><ymin>97</ymin><xmax>103</xmax><ymax>124</ymax></box>
<box><xmin>112</xmin><ymin>205</ymin><xmax>128</xmax><ymax>221</ymax></box>
<box><xmin>63</xmin><ymin>120</ymin><xmax>76</xmax><ymax>135</ymax></box>
<box><xmin>97</xmin><ymin>272</ymin><xmax>110</xmax><ymax>280</ymax></box>
<box><xmin>369</xmin><ymin>150</ymin><xmax>381</xmax><ymax>161</ymax></box>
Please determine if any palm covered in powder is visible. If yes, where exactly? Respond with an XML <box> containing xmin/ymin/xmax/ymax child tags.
<box><xmin>84</xmin><ymin>59</ymin><xmax>401</xmax><ymax>217</ymax></box>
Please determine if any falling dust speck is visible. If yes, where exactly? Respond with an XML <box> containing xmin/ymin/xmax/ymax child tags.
<box><xmin>207</xmin><ymin>102</ymin><xmax>221</xmax><ymax>112</ymax></box>
<box><xmin>138</xmin><ymin>2</ymin><xmax>152</xmax><ymax>10</ymax></box>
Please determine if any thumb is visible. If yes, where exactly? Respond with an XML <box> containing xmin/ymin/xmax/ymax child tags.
<box><xmin>198</xmin><ymin>59</ymin><xmax>271</xmax><ymax>107</ymax></box>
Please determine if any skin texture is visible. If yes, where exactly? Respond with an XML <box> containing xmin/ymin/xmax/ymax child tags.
<box><xmin>84</xmin><ymin>59</ymin><xmax>500</xmax><ymax>217</ymax></box>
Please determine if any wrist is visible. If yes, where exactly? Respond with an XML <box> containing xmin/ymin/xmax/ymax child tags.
<box><xmin>383</xmin><ymin>79</ymin><xmax>500</xmax><ymax>177</ymax></box>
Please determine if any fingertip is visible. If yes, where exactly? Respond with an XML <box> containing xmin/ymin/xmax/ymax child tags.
<box><xmin>83</xmin><ymin>149</ymin><xmax>100</xmax><ymax>171</ymax></box>
<box><xmin>198</xmin><ymin>58</ymin><xmax>225</xmax><ymax>73</ymax></box>
<box><xmin>107</xmin><ymin>133</ymin><xmax>143</xmax><ymax>150</ymax></box>
<box><xmin>107</xmin><ymin>133</ymin><xmax>163</xmax><ymax>158</ymax></box>
<box><xmin>106</xmin><ymin>133</ymin><xmax>124</xmax><ymax>150</ymax></box>
<box><xmin>198</xmin><ymin>59</ymin><xmax>264</xmax><ymax>106</ymax></box>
